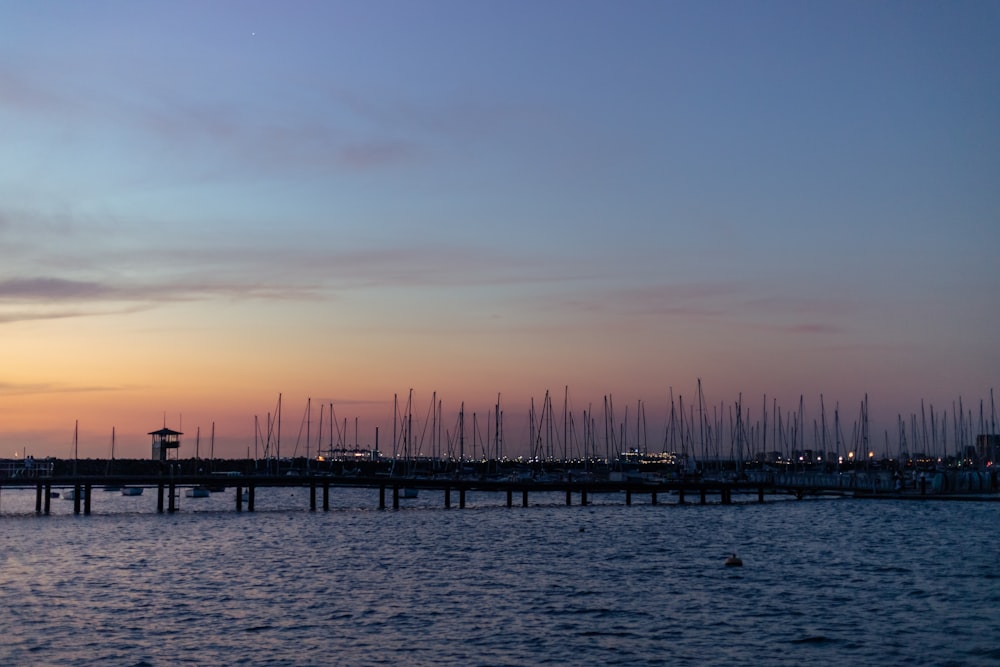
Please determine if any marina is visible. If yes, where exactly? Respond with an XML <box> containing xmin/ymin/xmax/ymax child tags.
<box><xmin>3</xmin><ymin>387</ymin><xmax>996</xmax><ymax>517</ymax></box>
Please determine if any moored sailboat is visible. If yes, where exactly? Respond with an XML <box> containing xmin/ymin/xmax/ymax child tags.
<box><xmin>63</xmin><ymin>421</ymin><xmax>84</xmax><ymax>500</ymax></box>
<box><xmin>102</xmin><ymin>427</ymin><xmax>122</xmax><ymax>492</ymax></box>
<box><xmin>61</xmin><ymin>487</ymin><xmax>87</xmax><ymax>501</ymax></box>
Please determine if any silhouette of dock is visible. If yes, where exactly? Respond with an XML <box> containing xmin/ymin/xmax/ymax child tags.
<box><xmin>3</xmin><ymin>468</ymin><xmax>997</xmax><ymax>516</ymax></box>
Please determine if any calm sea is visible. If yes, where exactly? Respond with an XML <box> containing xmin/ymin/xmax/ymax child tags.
<box><xmin>0</xmin><ymin>486</ymin><xmax>997</xmax><ymax>666</ymax></box>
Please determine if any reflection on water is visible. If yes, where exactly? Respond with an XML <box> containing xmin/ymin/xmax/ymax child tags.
<box><xmin>0</xmin><ymin>488</ymin><xmax>997</xmax><ymax>666</ymax></box>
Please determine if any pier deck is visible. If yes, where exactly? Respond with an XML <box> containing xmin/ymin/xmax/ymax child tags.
<box><xmin>3</xmin><ymin>470</ymin><xmax>996</xmax><ymax>516</ymax></box>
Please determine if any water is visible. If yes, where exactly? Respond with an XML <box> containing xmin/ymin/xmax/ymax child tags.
<box><xmin>0</xmin><ymin>487</ymin><xmax>998</xmax><ymax>666</ymax></box>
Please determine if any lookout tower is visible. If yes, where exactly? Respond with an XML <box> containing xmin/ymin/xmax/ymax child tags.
<box><xmin>150</xmin><ymin>427</ymin><xmax>182</xmax><ymax>462</ymax></box>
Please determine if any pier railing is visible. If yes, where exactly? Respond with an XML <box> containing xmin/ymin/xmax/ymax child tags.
<box><xmin>746</xmin><ymin>470</ymin><xmax>894</xmax><ymax>492</ymax></box>
<box><xmin>0</xmin><ymin>459</ymin><xmax>54</xmax><ymax>479</ymax></box>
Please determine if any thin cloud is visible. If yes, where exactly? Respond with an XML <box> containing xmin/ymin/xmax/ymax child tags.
<box><xmin>0</xmin><ymin>277</ymin><xmax>112</xmax><ymax>301</ymax></box>
<box><xmin>551</xmin><ymin>282</ymin><xmax>850</xmax><ymax>337</ymax></box>
<box><xmin>777</xmin><ymin>323</ymin><xmax>844</xmax><ymax>335</ymax></box>
<box><xmin>0</xmin><ymin>381</ymin><xmax>127</xmax><ymax>396</ymax></box>
<box><xmin>0</xmin><ymin>275</ymin><xmax>323</xmax><ymax>305</ymax></box>
<box><xmin>0</xmin><ymin>240</ymin><xmax>583</xmax><ymax>325</ymax></box>
<box><xmin>1</xmin><ymin>66</ymin><xmax>425</xmax><ymax>182</ymax></box>
<box><xmin>328</xmin><ymin>87</ymin><xmax>536</xmax><ymax>142</ymax></box>
<box><xmin>560</xmin><ymin>283</ymin><xmax>739</xmax><ymax>319</ymax></box>
<box><xmin>0</xmin><ymin>67</ymin><xmax>80</xmax><ymax>115</ymax></box>
<box><xmin>340</xmin><ymin>140</ymin><xmax>418</xmax><ymax>169</ymax></box>
<box><xmin>0</xmin><ymin>303</ymin><xmax>156</xmax><ymax>325</ymax></box>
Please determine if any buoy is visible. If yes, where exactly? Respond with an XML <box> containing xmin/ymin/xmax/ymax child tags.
<box><xmin>724</xmin><ymin>553</ymin><xmax>743</xmax><ymax>567</ymax></box>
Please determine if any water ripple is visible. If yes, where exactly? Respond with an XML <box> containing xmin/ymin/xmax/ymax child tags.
<box><xmin>0</xmin><ymin>491</ymin><xmax>998</xmax><ymax>665</ymax></box>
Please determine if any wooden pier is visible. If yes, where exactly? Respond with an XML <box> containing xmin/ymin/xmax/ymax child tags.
<box><xmin>4</xmin><ymin>469</ymin><xmax>995</xmax><ymax>516</ymax></box>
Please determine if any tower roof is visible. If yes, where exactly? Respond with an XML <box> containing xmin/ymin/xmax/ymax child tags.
<box><xmin>148</xmin><ymin>427</ymin><xmax>183</xmax><ymax>436</ymax></box>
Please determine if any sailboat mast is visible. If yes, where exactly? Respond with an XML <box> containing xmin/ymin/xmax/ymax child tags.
<box><xmin>459</xmin><ymin>402</ymin><xmax>465</xmax><ymax>463</ymax></box>
<box><xmin>432</xmin><ymin>391</ymin><xmax>437</xmax><ymax>461</ymax></box>
<box><xmin>603</xmin><ymin>395</ymin><xmax>610</xmax><ymax>463</ymax></box>
<box><xmin>563</xmin><ymin>386</ymin><xmax>569</xmax><ymax>464</ymax></box>
<box><xmin>820</xmin><ymin>395</ymin><xmax>827</xmax><ymax>462</ymax></box>
<box><xmin>105</xmin><ymin>426</ymin><xmax>116</xmax><ymax>477</ymax></box>
<box><xmin>495</xmin><ymin>394</ymin><xmax>501</xmax><ymax>463</ymax></box>
<box><xmin>697</xmin><ymin>379</ymin><xmax>705</xmax><ymax>466</ymax></box>
<box><xmin>317</xmin><ymin>405</ymin><xmax>323</xmax><ymax>461</ymax></box>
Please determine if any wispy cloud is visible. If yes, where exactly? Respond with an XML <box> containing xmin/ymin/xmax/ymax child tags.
<box><xmin>328</xmin><ymin>87</ymin><xmax>535</xmax><ymax>143</ymax></box>
<box><xmin>140</xmin><ymin>101</ymin><xmax>421</xmax><ymax>175</ymax></box>
<box><xmin>0</xmin><ymin>233</ymin><xmax>588</xmax><ymax>325</ymax></box>
<box><xmin>560</xmin><ymin>283</ymin><xmax>739</xmax><ymax>320</ymax></box>
<box><xmin>0</xmin><ymin>275</ymin><xmax>295</xmax><ymax>303</ymax></box>
<box><xmin>777</xmin><ymin>322</ymin><xmax>844</xmax><ymax>335</ymax></box>
<box><xmin>340</xmin><ymin>140</ymin><xmax>418</xmax><ymax>169</ymax></box>
<box><xmin>0</xmin><ymin>65</ymin><xmax>424</xmax><ymax>182</ymax></box>
<box><xmin>0</xmin><ymin>380</ymin><xmax>128</xmax><ymax>396</ymax></box>
<box><xmin>0</xmin><ymin>277</ymin><xmax>113</xmax><ymax>301</ymax></box>
<box><xmin>550</xmin><ymin>282</ymin><xmax>851</xmax><ymax>336</ymax></box>
<box><xmin>0</xmin><ymin>66</ymin><xmax>82</xmax><ymax>115</ymax></box>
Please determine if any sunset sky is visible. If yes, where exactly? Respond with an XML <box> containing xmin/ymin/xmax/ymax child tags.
<box><xmin>2</xmin><ymin>1</ymin><xmax>998</xmax><ymax>461</ymax></box>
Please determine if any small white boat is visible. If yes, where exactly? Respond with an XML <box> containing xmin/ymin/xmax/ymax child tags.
<box><xmin>185</xmin><ymin>486</ymin><xmax>211</xmax><ymax>498</ymax></box>
<box><xmin>121</xmin><ymin>486</ymin><xmax>144</xmax><ymax>496</ymax></box>
<box><xmin>62</xmin><ymin>488</ymin><xmax>87</xmax><ymax>501</ymax></box>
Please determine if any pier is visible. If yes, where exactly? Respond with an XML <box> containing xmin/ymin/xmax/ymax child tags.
<box><xmin>3</xmin><ymin>468</ymin><xmax>997</xmax><ymax>516</ymax></box>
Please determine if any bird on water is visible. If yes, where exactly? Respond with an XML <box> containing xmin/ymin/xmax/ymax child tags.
<box><xmin>724</xmin><ymin>553</ymin><xmax>743</xmax><ymax>567</ymax></box>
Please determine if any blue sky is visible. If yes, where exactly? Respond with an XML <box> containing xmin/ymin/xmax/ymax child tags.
<box><xmin>1</xmin><ymin>1</ymin><xmax>998</xmax><ymax>459</ymax></box>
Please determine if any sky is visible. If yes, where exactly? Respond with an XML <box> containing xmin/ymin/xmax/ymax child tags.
<box><xmin>2</xmin><ymin>1</ymin><xmax>998</xmax><ymax>461</ymax></box>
